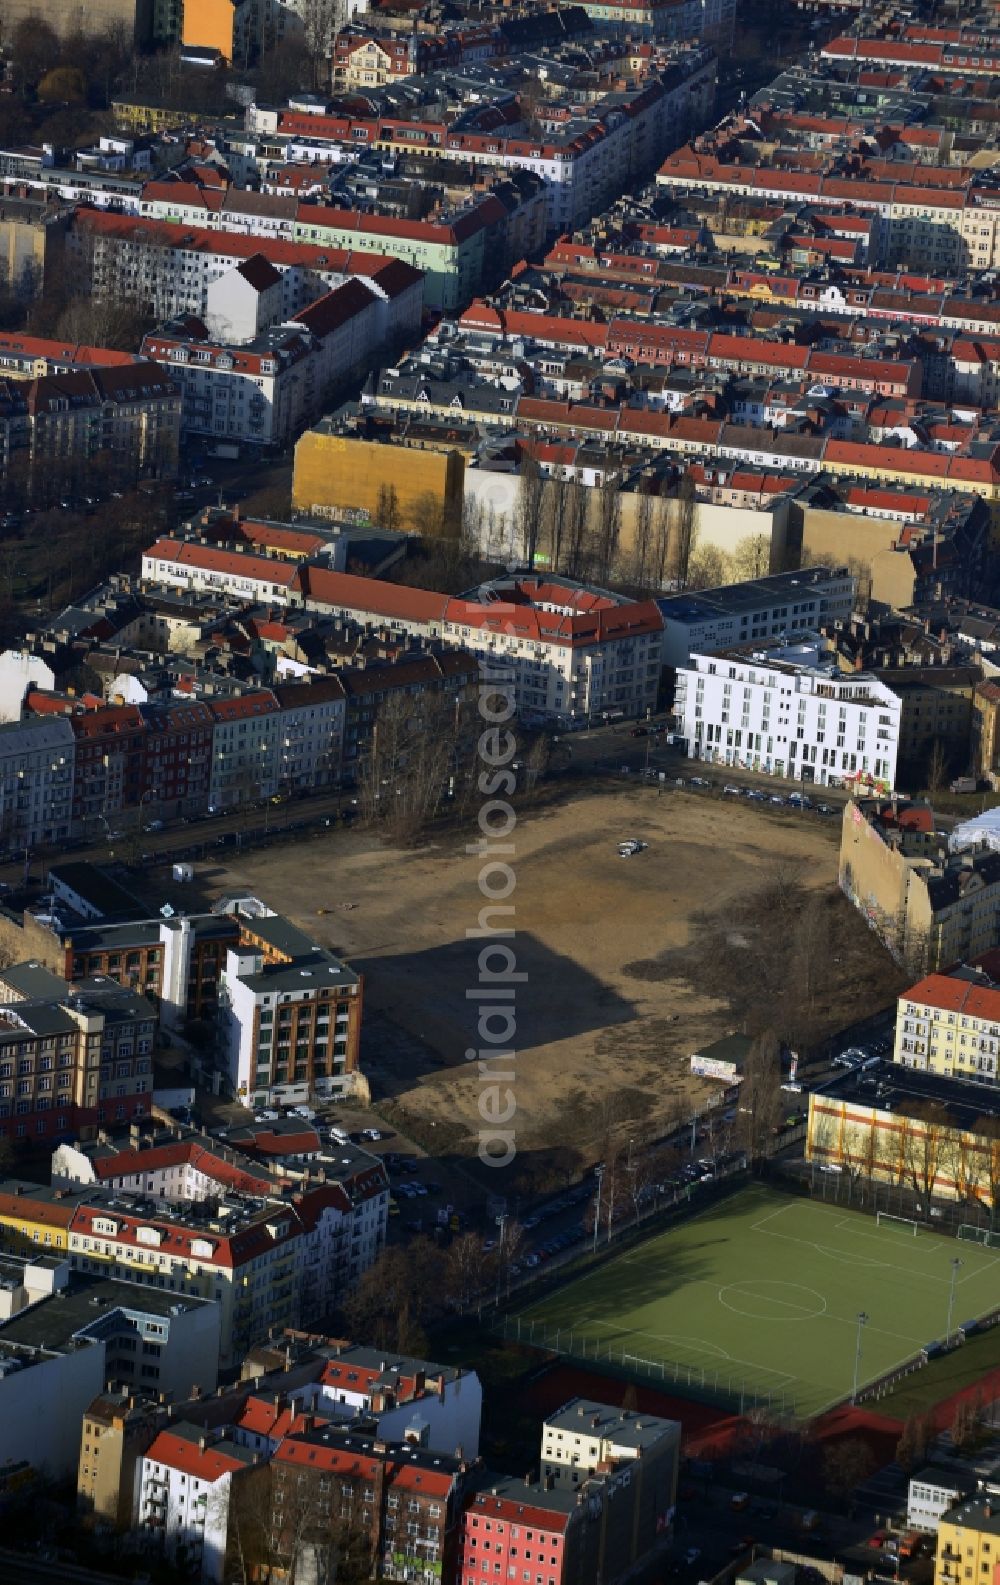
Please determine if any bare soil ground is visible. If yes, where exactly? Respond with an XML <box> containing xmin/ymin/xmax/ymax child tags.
<box><xmin>209</xmin><ymin>786</ymin><xmax>901</xmax><ymax>1173</ymax></box>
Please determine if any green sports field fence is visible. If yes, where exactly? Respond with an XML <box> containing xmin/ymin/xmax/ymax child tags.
<box><xmin>492</xmin><ymin>1311</ymin><xmax>799</xmax><ymax>1418</ymax></box>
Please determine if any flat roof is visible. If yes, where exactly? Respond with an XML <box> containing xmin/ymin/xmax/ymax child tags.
<box><xmin>0</xmin><ymin>1271</ymin><xmax>213</xmax><ymax>1357</ymax></box>
<box><xmin>0</xmin><ymin>962</ymin><xmax>68</xmax><ymax>1000</ymax></box>
<box><xmin>50</xmin><ymin>863</ymin><xmax>143</xmax><ymax>922</ymax></box>
<box><xmin>543</xmin><ymin>1397</ymin><xmax>678</xmax><ymax>1449</ymax></box>
<box><xmin>658</xmin><ymin>568</ymin><xmax>850</xmax><ymax>624</ymax></box>
<box><xmin>239</xmin><ymin>952</ymin><xmax>359</xmax><ymax>995</ymax></box>
<box><xmin>816</xmin><ymin>1061</ymin><xmax>1000</xmax><ymax>1134</ymax></box>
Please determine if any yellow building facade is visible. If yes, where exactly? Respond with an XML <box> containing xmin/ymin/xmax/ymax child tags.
<box><xmin>895</xmin><ymin>975</ymin><xmax>1000</xmax><ymax>1083</ymax></box>
<box><xmin>292</xmin><ymin>428</ymin><xmax>465</xmax><ymax>536</ymax></box>
<box><xmin>936</xmin><ymin>1497</ymin><xmax>1000</xmax><ymax>1585</ymax></box>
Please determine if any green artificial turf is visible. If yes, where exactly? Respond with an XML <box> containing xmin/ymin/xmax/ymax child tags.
<box><xmin>504</xmin><ymin>1188</ymin><xmax>1000</xmax><ymax>1418</ymax></box>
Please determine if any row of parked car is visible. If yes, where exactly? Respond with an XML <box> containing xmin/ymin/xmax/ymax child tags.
<box><xmin>721</xmin><ymin>785</ymin><xmax>836</xmax><ymax>813</ymax></box>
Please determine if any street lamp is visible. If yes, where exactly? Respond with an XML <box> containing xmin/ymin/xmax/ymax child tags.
<box><xmin>946</xmin><ymin>1258</ymin><xmax>963</xmax><ymax>1347</ymax></box>
<box><xmin>592</xmin><ymin>1166</ymin><xmax>604</xmax><ymax>1256</ymax></box>
<box><xmin>851</xmin><ymin>1310</ymin><xmax>868</xmax><ymax>1403</ymax></box>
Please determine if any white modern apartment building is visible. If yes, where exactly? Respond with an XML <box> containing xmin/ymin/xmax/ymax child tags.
<box><xmin>674</xmin><ymin>643</ymin><xmax>902</xmax><ymax>790</ymax></box>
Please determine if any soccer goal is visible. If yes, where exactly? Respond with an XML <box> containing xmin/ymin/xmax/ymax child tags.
<box><xmin>958</xmin><ymin>1223</ymin><xmax>1000</xmax><ymax>1249</ymax></box>
<box><xmin>876</xmin><ymin>1211</ymin><xmax>920</xmax><ymax>1236</ymax></box>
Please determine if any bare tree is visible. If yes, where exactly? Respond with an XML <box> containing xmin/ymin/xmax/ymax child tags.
<box><xmin>593</xmin><ymin>471</ymin><xmax>622</xmax><ymax>584</ymax></box>
<box><xmin>739</xmin><ymin>1030</ymin><xmax>783</xmax><ymax>1162</ymax></box>
<box><xmin>358</xmin><ymin>691</ymin><xmax>456</xmax><ymax>843</ymax></box>
<box><xmin>728</xmin><ymin>533</ymin><xmax>772</xmax><ymax>582</ymax></box>
<box><xmin>631</xmin><ymin>479</ymin><xmax>656</xmax><ymax>592</ymax></box>
<box><xmin>671</xmin><ymin>471</ymin><xmax>698</xmax><ymax>588</ymax></box>
<box><xmin>375</xmin><ymin>482</ymin><xmax>401</xmax><ymax>534</ymax></box>
<box><xmin>926</xmin><ymin>736</ymin><xmax>949</xmax><ymax>798</ymax></box>
<box><xmin>900</xmin><ymin>1101</ymin><xmax>953</xmax><ymax>1200</ymax></box>
<box><xmin>686</xmin><ymin>545</ymin><xmax>728</xmax><ymax>591</ymax></box>
<box><xmin>445</xmin><ymin>1232</ymin><xmax>490</xmax><ymax>1309</ymax></box>
<box><xmin>295</xmin><ymin>0</ymin><xmax>339</xmax><ymax>89</ymax></box>
<box><xmin>541</xmin><ymin>468</ymin><xmax>570</xmax><ymax>574</ymax></box>
<box><xmin>515</xmin><ymin>457</ymin><xmax>545</xmax><ymax>569</ymax></box>
<box><xmin>563</xmin><ymin>476</ymin><xmax>589</xmax><ymax>579</ymax></box>
<box><xmin>970</xmin><ymin>1117</ymin><xmax>1000</xmax><ymax>1225</ymax></box>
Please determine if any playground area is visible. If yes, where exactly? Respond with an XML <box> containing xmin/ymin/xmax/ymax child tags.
<box><xmin>502</xmin><ymin>1188</ymin><xmax>1000</xmax><ymax>1419</ymax></box>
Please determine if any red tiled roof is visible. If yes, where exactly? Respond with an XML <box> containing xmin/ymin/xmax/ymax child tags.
<box><xmin>902</xmin><ymin>974</ymin><xmax>1000</xmax><ymax>1023</ymax></box>
<box><xmin>144</xmin><ymin>538</ymin><xmax>302</xmax><ymax>588</ymax></box>
<box><xmin>145</xmin><ymin>1430</ymin><xmax>246</xmax><ymax>1482</ymax></box>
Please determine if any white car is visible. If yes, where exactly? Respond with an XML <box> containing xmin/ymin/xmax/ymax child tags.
<box><xmin>361</xmin><ymin>1127</ymin><xmax>385</xmax><ymax>1141</ymax></box>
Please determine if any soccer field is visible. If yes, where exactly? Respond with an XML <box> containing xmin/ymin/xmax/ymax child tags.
<box><xmin>507</xmin><ymin>1188</ymin><xmax>1000</xmax><ymax>1419</ymax></box>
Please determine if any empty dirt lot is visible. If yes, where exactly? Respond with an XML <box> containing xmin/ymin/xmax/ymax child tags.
<box><xmin>212</xmin><ymin>786</ymin><xmax>901</xmax><ymax>1172</ymax></box>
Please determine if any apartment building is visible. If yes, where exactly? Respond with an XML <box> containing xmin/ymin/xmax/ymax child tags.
<box><xmin>0</xmin><ymin>976</ymin><xmax>154</xmax><ymax>1147</ymax></box>
<box><xmin>139</xmin><ymin>543</ymin><xmax>664</xmax><ymax>726</ymax></box>
<box><xmin>0</xmin><ymin>0</ymin><xmax>153</xmax><ymax>42</ymax></box>
<box><xmin>461</xmin><ymin>1466</ymin><xmax>655</xmax><ymax>1585</ymax></box>
<box><xmin>440</xmin><ymin>577</ymin><xmax>663</xmax><ymax>724</ymax></box>
<box><xmin>0</xmin><ymin>716</ymin><xmax>74</xmax><ymax>852</ymax></box>
<box><xmin>137</xmin><ymin>1422</ymin><xmax>258</xmax><ymax>1583</ymax></box>
<box><xmin>78</xmin><ymin>1389</ymin><xmax>168</xmax><ymax>1530</ymax></box>
<box><xmin>840</xmin><ymin>799</ymin><xmax>1000</xmax><ymax>974</ymax></box>
<box><xmin>141</xmin><ymin>277</ymin><xmax>383</xmax><ymax>449</ymax></box>
<box><xmin>293</xmin><ymin>196</ymin><xmax>506</xmax><ymax>314</ymax></box>
<box><xmin>0</xmin><ymin>1259</ymin><xmax>219</xmax><ymax>1480</ymax></box>
<box><xmin>206</xmin><ymin>692</ymin><xmax>284</xmax><ymax>810</ymax></box>
<box><xmin>935</xmin><ymin>1496</ymin><xmax>1000</xmax><ymax>1585</ymax></box>
<box><xmin>0</xmin><ymin>194</ymin><xmax>70</xmax><ymax>304</ymax></box>
<box><xmin>540</xmin><ymin>1399</ymin><xmax>680</xmax><ymax>1560</ymax></box>
<box><xmin>656</xmin><ymin>568</ymin><xmax>856</xmax><ymax>667</ymax></box>
<box><xmin>675</xmin><ymin>644</ymin><xmax>901</xmax><ymax>790</ymax></box>
<box><xmin>579</xmin><ymin>0</ymin><xmax>734</xmax><ymax>43</ymax></box>
<box><xmin>315</xmin><ymin>1344</ymin><xmax>483</xmax><ymax>1458</ymax></box>
<box><xmin>271</xmin><ymin>1421</ymin><xmax>478</xmax><ymax>1585</ymax></box>
<box><xmin>894</xmin><ymin>962</ymin><xmax>1000</xmax><ymax>1085</ymax></box>
<box><xmin>0</xmin><ymin>1167</ymin><xmax>387</xmax><ymax>1368</ymax></box>
<box><xmin>269</xmin><ymin>676</ymin><xmax>345</xmax><ymax>791</ymax></box>
<box><xmin>218</xmin><ymin>911</ymin><xmax>362</xmax><ymax>1106</ymax></box>
<box><xmin>69</xmin><ymin>213</ymin><xmax>423</xmax><ymax>346</ymax></box>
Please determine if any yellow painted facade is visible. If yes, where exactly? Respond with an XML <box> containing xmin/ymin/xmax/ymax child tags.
<box><xmin>895</xmin><ymin>988</ymin><xmax>1000</xmax><ymax>1082</ymax></box>
<box><xmin>806</xmin><ymin>1091</ymin><xmax>1000</xmax><ymax>1204</ymax></box>
<box><xmin>292</xmin><ymin>430</ymin><xmax>465</xmax><ymax>536</ymax></box>
<box><xmin>936</xmin><ymin>1500</ymin><xmax>1000</xmax><ymax>1585</ymax></box>
<box><xmin>0</xmin><ymin>1201</ymin><xmax>71</xmax><ymax>1255</ymax></box>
